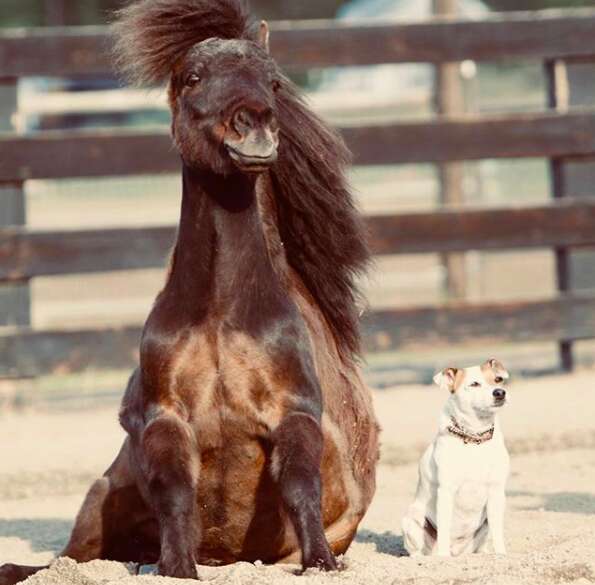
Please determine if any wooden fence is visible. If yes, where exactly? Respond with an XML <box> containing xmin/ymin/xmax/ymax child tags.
<box><xmin>2</xmin><ymin>8</ymin><xmax>595</xmax><ymax>378</ymax></box>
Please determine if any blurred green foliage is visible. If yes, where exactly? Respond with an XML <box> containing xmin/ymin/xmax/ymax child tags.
<box><xmin>1</xmin><ymin>0</ymin><xmax>594</xmax><ymax>28</ymax></box>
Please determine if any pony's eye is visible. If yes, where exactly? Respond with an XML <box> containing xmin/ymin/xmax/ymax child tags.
<box><xmin>185</xmin><ymin>73</ymin><xmax>201</xmax><ymax>87</ymax></box>
<box><xmin>469</xmin><ymin>382</ymin><xmax>481</xmax><ymax>388</ymax></box>
<box><xmin>271</xmin><ymin>79</ymin><xmax>281</xmax><ymax>92</ymax></box>
<box><xmin>495</xmin><ymin>376</ymin><xmax>503</xmax><ymax>384</ymax></box>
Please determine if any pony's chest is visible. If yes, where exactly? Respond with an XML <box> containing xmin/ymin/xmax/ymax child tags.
<box><xmin>172</xmin><ymin>325</ymin><xmax>290</xmax><ymax>434</ymax></box>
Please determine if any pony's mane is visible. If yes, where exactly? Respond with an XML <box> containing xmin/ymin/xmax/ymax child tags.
<box><xmin>272</xmin><ymin>82</ymin><xmax>370</xmax><ymax>360</ymax></box>
<box><xmin>112</xmin><ymin>0</ymin><xmax>371</xmax><ymax>360</ymax></box>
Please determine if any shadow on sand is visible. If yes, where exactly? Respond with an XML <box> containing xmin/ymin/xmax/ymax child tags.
<box><xmin>508</xmin><ymin>491</ymin><xmax>595</xmax><ymax>515</ymax></box>
<box><xmin>355</xmin><ymin>529</ymin><xmax>407</xmax><ymax>557</ymax></box>
<box><xmin>0</xmin><ymin>518</ymin><xmax>72</xmax><ymax>554</ymax></box>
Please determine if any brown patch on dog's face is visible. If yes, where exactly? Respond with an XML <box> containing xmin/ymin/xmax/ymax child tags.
<box><xmin>480</xmin><ymin>358</ymin><xmax>509</xmax><ymax>386</ymax></box>
<box><xmin>434</xmin><ymin>367</ymin><xmax>466</xmax><ymax>393</ymax></box>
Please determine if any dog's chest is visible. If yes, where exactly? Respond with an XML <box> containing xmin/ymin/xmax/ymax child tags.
<box><xmin>453</xmin><ymin>479</ymin><xmax>489</xmax><ymax>514</ymax></box>
<box><xmin>441</xmin><ymin>435</ymin><xmax>506</xmax><ymax>479</ymax></box>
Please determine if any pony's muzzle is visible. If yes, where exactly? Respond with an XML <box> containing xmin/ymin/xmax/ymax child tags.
<box><xmin>224</xmin><ymin>106</ymin><xmax>278</xmax><ymax>171</ymax></box>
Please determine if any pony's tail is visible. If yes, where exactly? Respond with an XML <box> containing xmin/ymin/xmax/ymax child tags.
<box><xmin>112</xmin><ymin>0</ymin><xmax>251</xmax><ymax>86</ymax></box>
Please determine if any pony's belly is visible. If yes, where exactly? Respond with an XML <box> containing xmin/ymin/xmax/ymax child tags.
<box><xmin>155</xmin><ymin>328</ymin><xmax>369</xmax><ymax>563</ymax></box>
<box><xmin>194</xmin><ymin>437</ymin><xmax>290</xmax><ymax>564</ymax></box>
<box><xmin>192</xmin><ymin>427</ymin><xmax>351</xmax><ymax>565</ymax></box>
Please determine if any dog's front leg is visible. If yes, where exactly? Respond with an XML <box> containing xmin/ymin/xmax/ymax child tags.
<box><xmin>487</xmin><ymin>484</ymin><xmax>506</xmax><ymax>554</ymax></box>
<box><xmin>436</xmin><ymin>486</ymin><xmax>454</xmax><ymax>556</ymax></box>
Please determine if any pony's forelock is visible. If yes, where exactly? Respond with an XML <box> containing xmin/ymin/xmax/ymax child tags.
<box><xmin>112</xmin><ymin>0</ymin><xmax>253</xmax><ymax>86</ymax></box>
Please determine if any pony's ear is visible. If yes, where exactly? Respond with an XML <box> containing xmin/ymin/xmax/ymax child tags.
<box><xmin>257</xmin><ymin>20</ymin><xmax>270</xmax><ymax>52</ymax></box>
<box><xmin>433</xmin><ymin>367</ymin><xmax>461</xmax><ymax>393</ymax></box>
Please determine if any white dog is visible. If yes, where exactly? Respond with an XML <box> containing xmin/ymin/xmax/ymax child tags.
<box><xmin>401</xmin><ymin>358</ymin><xmax>510</xmax><ymax>557</ymax></box>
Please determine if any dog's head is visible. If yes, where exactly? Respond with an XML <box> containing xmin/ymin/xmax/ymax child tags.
<box><xmin>433</xmin><ymin>358</ymin><xmax>510</xmax><ymax>416</ymax></box>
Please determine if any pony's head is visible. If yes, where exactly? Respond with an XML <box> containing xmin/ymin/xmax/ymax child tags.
<box><xmin>113</xmin><ymin>0</ymin><xmax>280</xmax><ymax>174</ymax></box>
<box><xmin>171</xmin><ymin>32</ymin><xmax>282</xmax><ymax>174</ymax></box>
<box><xmin>113</xmin><ymin>0</ymin><xmax>371</xmax><ymax>361</ymax></box>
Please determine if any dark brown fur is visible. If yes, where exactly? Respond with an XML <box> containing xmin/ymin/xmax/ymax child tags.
<box><xmin>114</xmin><ymin>0</ymin><xmax>369</xmax><ymax>360</ymax></box>
<box><xmin>0</xmin><ymin>1</ymin><xmax>379</xmax><ymax>582</ymax></box>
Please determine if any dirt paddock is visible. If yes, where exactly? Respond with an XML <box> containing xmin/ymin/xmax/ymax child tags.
<box><xmin>1</xmin><ymin>371</ymin><xmax>594</xmax><ymax>584</ymax></box>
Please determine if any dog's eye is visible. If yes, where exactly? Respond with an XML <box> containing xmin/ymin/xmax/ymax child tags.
<box><xmin>494</xmin><ymin>376</ymin><xmax>503</xmax><ymax>384</ymax></box>
<box><xmin>469</xmin><ymin>382</ymin><xmax>481</xmax><ymax>388</ymax></box>
<box><xmin>271</xmin><ymin>79</ymin><xmax>281</xmax><ymax>92</ymax></box>
<box><xmin>185</xmin><ymin>73</ymin><xmax>201</xmax><ymax>87</ymax></box>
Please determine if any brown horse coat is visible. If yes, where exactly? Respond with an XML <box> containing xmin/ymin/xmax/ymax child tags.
<box><xmin>0</xmin><ymin>1</ymin><xmax>379</xmax><ymax>582</ymax></box>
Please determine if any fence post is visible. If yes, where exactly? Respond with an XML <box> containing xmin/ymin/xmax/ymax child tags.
<box><xmin>44</xmin><ymin>0</ymin><xmax>66</xmax><ymax>26</ymax></box>
<box><xmin>0</xmin><ymin>78</ymin><xmax>30</xmax><ymax>331</ymax></box>
<box><xmin>433</xmin><ymin>0</ymin><xmax>467</xmax><ymax>300</ymax></box>
<box><xmin>544</xmin><ymin>59</ymin><xmax>573</xmax><ymax>371</ymax></box>
<box><xmin>564</xmin><ymin>61</ymin><xmax>595</xmax><ymax>296</ymax></box>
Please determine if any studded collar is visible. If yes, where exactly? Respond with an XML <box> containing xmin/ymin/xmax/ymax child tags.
<box><xmin>446</xmin><ymin>416</ymin><xmax>494</xmax><ymax>445</ymax></box>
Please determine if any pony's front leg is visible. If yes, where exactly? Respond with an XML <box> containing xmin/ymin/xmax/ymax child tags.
<box><xmin>272</xmin><ymin>411</ymin><xmax>337</xmax><ymax>571</ymax></box>
<box><xmin>141</xmin><ymin>411</ymin><xmax>200</xmax><ymax>579</ymax></box>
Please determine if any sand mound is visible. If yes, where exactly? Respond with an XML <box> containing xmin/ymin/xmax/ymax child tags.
<box><xmin>20</xmin><ymin>510</ymin><xmax>595</xmax><ymax>585</ymax></box>
<box><xmin>2</xmin><ymin>376</ymin><xmax>594</xmax><ymax>585</ymax></box>
<box><xmin>23</xmin><ymin>522</ymin><xmax>595</xmax><ymax>585</ymax></box>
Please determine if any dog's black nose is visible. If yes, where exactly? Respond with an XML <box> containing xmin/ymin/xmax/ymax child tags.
<box><xmin>493</xmin><ymin>388</ymin><xmax>506</xmax><ymax>400</ymax></box>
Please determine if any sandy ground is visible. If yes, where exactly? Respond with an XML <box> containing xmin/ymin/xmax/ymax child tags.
<box><xmin>1</xmin><ymin>371</ymin><xmax>595</xmax><ymax>584</ymax></box>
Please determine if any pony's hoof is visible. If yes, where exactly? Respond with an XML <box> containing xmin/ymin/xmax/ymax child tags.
<box><xmin>303</xmin><ymin>549</ymin><xmax>338</xmax><ymax>572</ymax></box>
<box><xmin>158</xmin><ymin>559</ymin><xmax>199</xmax><ymax>580</ymax></box>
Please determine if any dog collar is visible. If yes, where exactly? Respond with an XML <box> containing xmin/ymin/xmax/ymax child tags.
<box><xmin>446</xmin><ymin>417</ymin><xmax>494</xmax><ymax>445</ymax></box>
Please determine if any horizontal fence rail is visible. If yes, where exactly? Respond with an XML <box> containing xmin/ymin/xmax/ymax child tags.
<box><xmin>363</xmin><ymin>293</ymin><xmax>595</xmax><ymax>353</ymax></box>
<box><xmin>2</xmin><ymin>199</ymin><xmax>595</xmax><ymax>281</ymax></box>
<box><xmin>2</xmin><ymin>9</ymin><xmax>595</xmax><ymax>76</ymax></box>
<box><xmin>3</xmin><ymin>110</ymin><xmax>595</xmax><ymax>180</ymax></box>
<box><xmin>1</xmin><ymin>10</ymin><xmax>595</xmax><ymax>379</ymax></box>
<box><xmin>3</xmin><ymin>292</ymin><xmax>595</xmax><ymax>377</ymax></box>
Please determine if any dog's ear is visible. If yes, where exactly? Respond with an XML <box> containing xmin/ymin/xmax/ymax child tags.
<box><xmin>433</xmin><ymin>367</ymin><xmax>461</xmax><ymax>393</ymax></box>
<box><xmin>482</xmin><ymin>358</ymin><xmax>509</xmax><ymax>381</ymax></box>
<box><xmin>256</xmin><ymin>20</ymin><xmax>270</xmax><ymax>53</ymax></box>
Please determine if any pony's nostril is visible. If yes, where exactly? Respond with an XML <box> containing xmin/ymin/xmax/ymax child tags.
<box><xmin>493</xmin><ymin>388</ymin><xmax>506</xmax><ymax>399</ymax></box>
<box><xmin>232</xmin><ymin>108</ymin><xmax>255</xmax><ymax>133</ymax></box>
<box><xmin>231</xmin><ymin>105</ymin><xmax>274</xmax><ymax>135</ymax></box>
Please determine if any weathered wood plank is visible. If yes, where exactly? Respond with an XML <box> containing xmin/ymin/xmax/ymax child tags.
<box><xmin>2</xmin><ymin>293</ymin><xmax>595</xmax><ymax>377</ymax></box>
<box><xmin>2</xmin><ymin>9</ymin><xmax>595</xmax><ymax>76</ymax></box>
<box><xmin>341</xmin><ymin>109</ymin><xmax>595</xmax><ymax>165</ymax></box>
<box><xmin>0</xmin><ymin>129</ymin><xmax>177</xmax><ymax>180</ymax></box>
<box><xmin>362</xmin><ymin>294</ymin><xmax>595</xmax><ymax>353</ymax></box>
<box><xmin>0</xmin><ymin>225</ymin><xmax>175</xmax><ymax>281</ymax></box>
<box><xmin>3</xmin><ymin>110</ymin><xmax>595</xmax><ymax>180</ymax></box>
<box><xmin>0</xmin><ymin>325</ymin><xmax>141</xmax><ymax>378</ymax></box>
<box><xmin>2</xmin><ymin>200</ymin><xmax>595</xmax><ymax>281</ymax></box>
<box><xmin>369</xmin><ymin>199</ymin><xmax>595</xmax><ymax>255</ymax></box>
